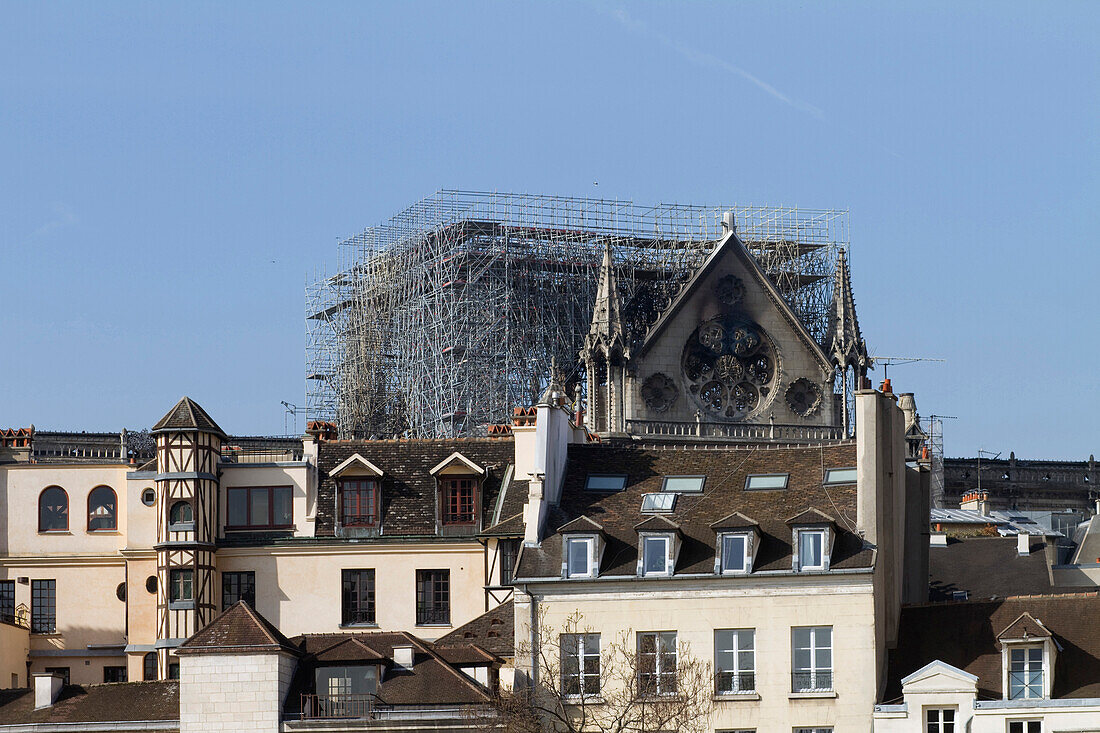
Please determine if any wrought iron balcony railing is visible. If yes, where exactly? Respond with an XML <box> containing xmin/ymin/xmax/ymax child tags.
<box><xmin>715</xmin><ymin>671</ymin><xmax>756</xmax><ymax>695</ymax></box>
<box><xmin>299</xmin><ymin>694</ymin><xmax>391</xmax><ymax>720</ymax></box>
<box><xmin>792</xmin><ymin>670</ymin><xmax>833</xmax><ymax>693</ymax></box>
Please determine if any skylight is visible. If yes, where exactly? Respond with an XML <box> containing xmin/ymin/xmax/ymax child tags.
<box><xmin>661</xmin><ymin>476</ymin><xmax>705</xmax><ymax>493</ymax></box>
<box><xmin>585</xmin><ymin>474</ymin><xmax>627</xmax><ymax>492</ymax></box>
<box><xmin>744</xmin><ymin>474</ymin><xmax>789</xmax><ymax>491</ymax></box>
<box><xmin>823</xmin><ymin>468</ymin><xmax>858</xmax><ymax>485</ymax></box>
<box><xmin>641</xmin><ymin>493</ymin><xmax>677</xmax><ymax>513</ymax></box>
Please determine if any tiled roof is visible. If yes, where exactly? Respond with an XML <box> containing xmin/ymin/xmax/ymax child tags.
<box><xmin>482</xmin><ymin>478</ymin><xmax>529</xmax><ymax>536</ymax></box>
<box><xmin>0</xmin><ymin>681</ymin><xmax>179</xmax><ymax>725</ymax></box>
<box><xmin>315</xmin><ymin>438</ymin><xmax>515</xmax><ymax>536</ymax></box>
<box><xmin>883</xmin><ymin>593</ymin><xmax>1100</xmax><ymax>701</ymax></box>
<box><xmin>517</xmin><ymin>442</ymin><xmax>870</xmax><ymax>579</ymax></box>
<box><xmin>928</xmin><ymin>536</ymin><xmax>1067</xmax><ymax>601</ymax></box>
<box><xmin>285</xmin><ymin>631</ymin><xmax>494</xmax><ymax>710</ymax></box>
<box><xmin>437</xmin><ymin>600</ymin><xmax>515</xmax><ymax>658</ymax></box>
<box><xmin>997</xmin><ymin>611</ymin><xmax>1051</xmax><ymax>640</ymax></box>
<box><xmin>151</xmin><ymin>396</ymin><xmax>226</xmax><ymax>437</ymax></box>
<box><xmin>177</xmin><ymin>601</ymin><xmax>296</xmax><ymax>654</ymax></box>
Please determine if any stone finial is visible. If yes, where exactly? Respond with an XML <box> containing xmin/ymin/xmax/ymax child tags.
<box><xmin>581</xmin><ymin>242</ymin><xmax>627</xmax><ymax>360</ymax></box>
<box><xmin>826</xmin><ymin>248</ymin><xmax>868</xmax><ymax>372</ymax></box>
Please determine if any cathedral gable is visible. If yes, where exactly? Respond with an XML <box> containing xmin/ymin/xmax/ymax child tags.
<box><xmin>626</xmin><ymin>231</ymin><xmax>835</xmax><ymax>427</ymax></box>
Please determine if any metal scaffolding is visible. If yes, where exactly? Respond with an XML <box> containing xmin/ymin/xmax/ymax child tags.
<box><xmin>306</xmin><ymin>190</ymin><xmax>848</xmax><ymax>438</ymax></box>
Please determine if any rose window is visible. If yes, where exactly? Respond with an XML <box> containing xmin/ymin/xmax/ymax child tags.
<box><xmin>681</xmin><ymin>315</ymin><xmax>778</xmax><ymax>419</ymax></box>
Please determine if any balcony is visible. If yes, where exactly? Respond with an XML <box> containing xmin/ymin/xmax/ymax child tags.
<box><xmin>299</xmin><ymin>694</ymin><xmax>391</xmax><ymax>720</ymax></box>
<box><xmin>715</xmin><ymin>671</ymin><xmax>756</xmax><ymax>695</ymax></box>
<box><xmin>625</xmin><ymin>419</ymin><xmax>845</xmax><ymax>443</ymax></box>
<box><xmin>791</xmin><ymin>670</ymin><xmax>833</xmax><ymax>693</ymax></box>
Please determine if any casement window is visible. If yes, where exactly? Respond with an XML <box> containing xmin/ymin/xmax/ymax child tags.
<box><xmin>341</xmin><ymin>569</ymin><xmax>376</xmax><ymax>626</ymax></box>
<box><xmin>87</xmin><ymin>486</ymin><xmax>117</xmax><ymax>531</ymax></box>
<box><xmin>169</xmin><ymin>569</ymin><xmax>193</xmax><ymax>602</ymax></box>
<box><xmin>641</xmin><ymin>535</ymin><xmax>672</xmax><ymax>576</ymax></box>
<box><xmin>103</xmin><ymin>666</ymin><xmax>127</xmax><ymax>683</ymax></box>
<box><xmin>169</xmin><ymin>501</ymin><xmax>194</xmax><ymax>529</ymax></box>
<box><xmin>797</xmin><ymin>529</ymin><xmax>827</xmax><ymax>571</ymax></box>
<box><xmin>719</xmin><ymin>533</ymin><xmax>751</xmax><ymax>574</ymax></box>
<box><xmin>640</xmin><ymin>493</ymin><xmax>677</xmax><ymax>513</ymax></box>
<box><xmin>340</xmin><ymin>479</ymin><xmax>379</xmax><ymax>526</ymax></box>
<box><xmin>499</xmin><ymin>539</ymin><xmax>519</xmax><ymax>585</ymax></box>
<box><xmin>637</xmin><ymin>631</ymin><xmax>677</xmax><ymax>696</ymax></box>
<box><xmin>441</xmin><ymin>478</ymin><xmax>476</xmax><ymax>525</ymax></box>
<box><xmin>143</xmin><ymin>652</ymin><xmax>157</xmax><ymax>681</ymax></box>
<box><xmin>926</xmin><ymin>708</ymin><xmax>956</xmax><ymax>733</ymax></box>
<box><xmin>38</xmin><ymin>487</ymin><xmax>68</xmax><ymax>532</ymax></box>
<box><xmin>0</xmin><ymin>580</ymin><xmax>14</xmax><ymax>623</ymax></box>
<box><xmin>416</xmin><ymin>569</ymin><xmax>449</xmax><ymax>625</ymax></box>
<box><xmin>792</xmin><ymin>626</ymin><xmax>833</xmax><ymax>692</ymax></box>
<box><xmin>226</xmin><ymin>486</ymin><xmax>293</xmax><ymax>529</ymax></box>
<box><xmin>715</xmin><ymin>629</ymin><xmax>755</xmax><ymax>694</ymax></box>
<box><xmin>584</xmin><ymin>474</ymin><xmax>627</xmax><ymax>492</ymax></box>
<box><xmin>222</xmin><ymin>571</ymin><xmax>255</xmax><ymax>610</ymax></box>
<box><xmin>31</xmin><ymin>580</ymin><xmax>56</xmax><ymax>634</ymax></box>
<box><xmin>316</xmin><ymin>665</ymin><xmax>380</xmax><ymax>702</ymax></box>
<box><xmin>168</xmin><ymin>663</ymin><xmax>180</xmax><ymax>680</ymax></box>
<box><xmin>43</xmin><ymin>667</ymin><xmax>69</xmax><ymax>685</ymax></box>
<box><xmin>565</xmin><ymin>536</ymin><xmax>596</xmax><ymax>578</ymax></box>
<box><xmin>1008</xmin><ymin>722</ymin><xmax>1041</xmax><ymax>733</ymax></box>
<box><xmin>1008</xmin><ymin>646</ymin><xmax>1044</xmax><ymax>699</ymax></box>
<box><xmin>561</xmin><ymin>633</ymin><xmax>601</xmax><ymax>698</ymax></box>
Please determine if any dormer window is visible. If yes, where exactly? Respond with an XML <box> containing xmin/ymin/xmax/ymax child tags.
<box><xmin>429</xmin><ymin>452</ymin><xmax>485</xmax><ymax>532</ymax></box>
<box><xmin>340</xmin><ymin>479</ymin><xmax>379</xmax><ymax>527</ymax></box>
<box><xmin>565</xmin><ymin>536</ymin><xmax>597</xmax><ymax>578</ymax></box>
<box><xmin>442</xmin><ymin>478</ymin><xmax>476</xmax><ymax>525</ymax></box>
<box><xmin>997</xmin><ymin>612</ymin><xmax>1056</xmax><ymax>700</ymax></box>
<box><xmin>798</xmin><ymin>530</ymin><xmax>827</xmax><ymax>571</ymax></box>
<box><xmin>719</xmin><ymin>533</ymin><xmax>751</xmax><ymax>574</ymax></box>
<box><xmin>642</xmin><ymin>535</ymin><xmax>671</xmax><ymax>576</ymax></box>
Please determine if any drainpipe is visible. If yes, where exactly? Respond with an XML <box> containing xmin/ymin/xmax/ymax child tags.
<box><xmin>522</xmin><ymin>585</ymin><xmax>538</xmax><ymax>687</ymax></box>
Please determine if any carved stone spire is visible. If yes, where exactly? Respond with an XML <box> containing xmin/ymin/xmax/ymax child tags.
<box><xmin>583</xmin><ymin>242</ymin><xmax>627</xmax><ymax>359</ymax></box>
<box><xmin>827</xmin><ymin>249</ymin><xmax>868</xmax><ymax>371</ymax></box>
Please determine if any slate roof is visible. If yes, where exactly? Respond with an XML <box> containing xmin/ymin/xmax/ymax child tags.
<box><xmin>151</xmin><ymin>396</ymin><xmax>226</xmax><ymax>438</ymax></box>
<box><xmin>315</xmin><ymin>438</ymin><xmax>515</xmax><ymax>536</ymax></box>
<box><xmin>482</xmin><ymin>478</ymin><xmax>529</xmax><ymax>536</ymax></box>
<box><xmin>437</xmin><ymin>600</ymin><xmax>515</xmax><ymax>658</ymax></box>
<box><xmin>0</xmin><ymin>681</ymin><xmax>179</xmax><ymax>725</ymax></box>
<box><xmin>285</xmin><ymin>630</ymin><xmax>495</xmax><ymax>712</ymax></box>
<box><xmin>517</xmin><ymin>441</ymin><xmax>870</xmax><ymax>579</ymax></box>
<box><xmin>177</xmin><ymin>600</ymin><xmax>296</xmax><ymax>654</ymax></box>
<box><xmin>928</xmin><ymin>536</ymin><xmax>1068</xmax><ymax>601</ymax></box>
<box><xmin>883</xmin><ymin>593</ymin><xmax>1100</xmax><ymax>701</ymax></box>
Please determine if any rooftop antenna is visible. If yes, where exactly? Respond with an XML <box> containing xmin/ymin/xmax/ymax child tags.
<box><xmin>280</xmin><ymin>401</ymin><xmax>305</xmax><ymax>436</ymax></box>
<box><xmin>868</xmin><ymin>355</ymin><xmax>947</xmax><ymax>381</ymax></box>
<box><xmin>977</xmin><ymin>449</ymin><xmax>1002</xmax><ymax>497</ymax></box>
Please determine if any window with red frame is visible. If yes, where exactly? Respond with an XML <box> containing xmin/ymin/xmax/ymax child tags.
<box><xmin>341</xmin><ymin>479</ymin><xmax>379</xmax><ymax>526</ymax></box>
<box><xmin>441</xmin><ymin>478</ymin><xmax>476</xmax><ymax>525</ymax></box>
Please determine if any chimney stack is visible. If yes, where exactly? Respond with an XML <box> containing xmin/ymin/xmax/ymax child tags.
<box><xmin>1017</xmin><ymin>532</ymin><xmax>1031</xmax><ymax>556</ymax></box>
<box><xmin>34</xmin><ymin>674</ymin><xmax>64</xmax><ymax>709</ymax></box>
<box><xmin>392</xmin><ymin>645</ymin><xmax>414</xmax><ymax>670</ymax></box>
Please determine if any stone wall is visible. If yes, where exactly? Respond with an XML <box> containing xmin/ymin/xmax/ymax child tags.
<box><xmin>180</xmin><ymin>651</ymin><xmax>296</xmax><ymax>733</ymax></box>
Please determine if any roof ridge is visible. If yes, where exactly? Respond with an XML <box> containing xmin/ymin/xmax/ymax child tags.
<box><xmin>402</xmin><ymin>631</ymin><xmax>493</xmax><ymax>702</ymax></box>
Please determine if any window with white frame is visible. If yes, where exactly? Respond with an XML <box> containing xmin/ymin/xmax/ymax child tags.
<box><xmin>926</xmin><ymin>707</ymin><xmax>956</xmax><ymax>733</ymax></box>
<box><xmin>641</xmin><ymin>535</ymin><xmax>671</xmax><ymax>576</ymax></box>
<box><xmin>793</xmin><ymin>728</ymin><xmax>832</xmax><ymax>733</ymax></box>
<box><xmin>714</xmin><ymin>629</ymin><xmax>755</xmax><ymax>694</ymax></box>
<box><xmin>1008</xmin><ymin>646</ymin><xmax>1044</xmax><ymax>699</ymax></box>
<box><xmin>637</xmin><ymin>631</ymin><xmax>677</xmax><ymax>696</ymax></box>
<box><xmin>798</xmin><ymin>529</ymin><xmax>827</xmax><ymax>571</ymax></box>
<box><xmin>641</xmin><ymin>493</ymin><xmax>677</xmax><ymax>513</ymax></box>
<box><xmin>719</xmin><ymin>533</ymin><xmax>751</xmax><ymax>574</ymax></box>
<box><xmin>792</xmin><ymin>626</ymin><xmax>832</xmax><ymax>692</ymax></box>
<box><xmin>565</xmin><ymin>536</ymin><xmax>596</xmax><ymax>578</ymax></box>
<box><xmin>1007</xmin><ymin>722</ymin><xmax>1041</xmax><ymax>733</ymax></box>
<box><xmin>561</xmin><ymin>633</ymin><xmax>600</xmax><ymax>698</ymax></box>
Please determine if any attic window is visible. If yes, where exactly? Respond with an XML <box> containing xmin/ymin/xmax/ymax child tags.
<box><xmin>823</xmin><ymin>468</ymin><xmax>857</xmax><ymax>485</ymax></box>
<box><xmin>661</xmin><ymin>476</ymin><xmax>705</xmax><ymax>493</ymax></box>
<box><xmin>641</xmin><ymin>493</ymin><xmax>677</xmax><ymax>513</ymax></box>
<box><xmin>745</xmin><ymin>474</ymin><xmax>789</xmax><ymax>491</ymax></box>
<box><xmin>585</xmin><ymin>474</ymin><xmax>627</xmax><ymax>492</ymax></box>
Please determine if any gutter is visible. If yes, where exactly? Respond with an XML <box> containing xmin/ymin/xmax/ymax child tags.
<box><xmin>521</xmin><ymin>584</ymin><xmax>538</xmax><ymax>687</ymax></box>
<box><xmin>510</xmin><ymin>565</ymin><xmax>876</xmax><ymax>585</ymax></box>
<box><xmin>0</xmin><ymin>721</ymin><xmax>178</xmax><ymax>732</ymax></box>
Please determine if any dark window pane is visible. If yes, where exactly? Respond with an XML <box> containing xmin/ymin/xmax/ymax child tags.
<box><xmin>143</xmin><ymin>653</ymin><xmax>157</xmax><ymax>681</ymax></box>
<box><xmin>32</xmin><ymin>580</ymin><xmax>56</xmax><ymax>634</ymax></box>
<box><xmin>39</xmin><ymin>487</ymin><xmax>68</xmax><ymax>532</ymax></box>
<box><xmin>250</xmin><ymin>489</ymin><xmax>269</xmax><ymax>526</ymax></box>
<box><xmin>416</xmin><ymin>570</ymin><xmax>449</xmax><ymax>624</ymax></box>
<box><xmin>341</xmin><ymin>569</ymin><xmax>375</xmax><ymax>625</ymax></box>
<box><xmin>274</xmin><ymin>487</ymin><xmax>293</xmax><ymax>526</ymax></box>
<box><xmin>222</xmin><ymin>571</ymin><xmax>256</xmax><ymax>610</ymax></box>
<box><xmin>500</xmin><ymin>540</ymin><xmax>518</xmax><ymax>584</ymax></box>
<box><xmin>170</xmin><ymin>570</ymin><xmax>193</xmax><ymax>601</ymax></box>
<box><xmin>0</xmin><ymin>581</ymin><xmax>14</xmax><ymax>623</ymax></box>
<box><xmin>103</xmin><ymin>666</ymin><xmax>127</xmax><ymax>683</ymax></box>
<box><xmin>170</xmin><ymin>501</ymin><xmax>193</xmax><ymax>526</ymax></box>
<box><xmin>227</xmin><ymin>489</ymin><xmax>248</xmax><ymax>526</ymax></box>
<box><xmin>87</xmin><ymin>486</ymin><xmax>117</xmax><ymax>531</ymax></box>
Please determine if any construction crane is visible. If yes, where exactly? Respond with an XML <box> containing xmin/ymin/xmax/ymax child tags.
<box><xmin>868</xmin><ymin>355</ymin><xmax>946</xmax><ymax>380</ymax></box>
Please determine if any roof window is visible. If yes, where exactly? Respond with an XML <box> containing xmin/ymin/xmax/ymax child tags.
<box><xmin>661</xmin><ymin>476</ymin><xmax>705</xmax><ymax>493</ymax></box>
<box><xmin>823</xmin><ymin>467</ymin><xmax>857</xmax><ymax>485</ymax></box>
<box><xmin>744</xmin><ymin>473</ymin><xmax>789</xmax><ymax>491</ymax></box>
<box><xmin>585</xmin><ymin>474</ymin><xmax>627</xmax><ymax>492</ymax></box>
<box><xmin>641</xmin><ymin>493</ymin><xmax>677</xmax><ymax>513</ymax></box>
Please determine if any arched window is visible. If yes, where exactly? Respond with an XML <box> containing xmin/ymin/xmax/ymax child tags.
<box><xmin>143</xmin><ymin>652</ymin><xmax>157</xmax><ymax>681</ymax></box>
<box><xmin>38</xmin><ymin>487</ymin><xmax>69</xmax><ymax>532</ymax></box>
<box><xmin>169</xmin><ymin>501</ymin><xmax>193</xmax><ymax>527</ymax></box>
<box><xmin>87</xmin><ymin>486</ymin><xmax>117</xmax><ymax>531</ymax></box>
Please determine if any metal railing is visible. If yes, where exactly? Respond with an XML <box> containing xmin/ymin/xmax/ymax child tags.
<box><xmin>416</xmin><ymin>606</ymin><xmax>450</xmax><ymax>625</ymax></box>
<box><xmin>626</xmin><ymin>419</ymin><xmax>845</xmax><ymax>443</ymax></box>
<box><xmin>792</xmin><ymin>670</ymin><xmax>833</xmax><ymax>692</ymax></box>
<box><xmin>300</xmin><ymin>694</ymin><xmax>390</xmax><ymax>720</ymax></box>
<box><xmin>0</xmin><ymin>604</ymin><xmax>30</xmax><ymax>630</ymax></box>
<box><xmin>715</xmin><ymin>671</ymin><xmax>756</xmax><ymax>695</ymax></box>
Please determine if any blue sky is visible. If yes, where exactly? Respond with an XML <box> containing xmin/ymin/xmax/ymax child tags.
<box><xmin>1</xmin><ymin>1</ymin><xmax>1096</xmax><ymax>458</ymax></box>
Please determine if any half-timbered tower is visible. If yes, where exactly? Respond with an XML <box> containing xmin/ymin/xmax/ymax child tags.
<box><xmin>151</xmin><ymin>397</ymin><xmax>225</xmax><ymax>676</ymax></box>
